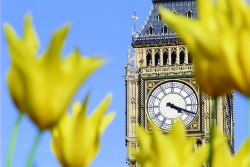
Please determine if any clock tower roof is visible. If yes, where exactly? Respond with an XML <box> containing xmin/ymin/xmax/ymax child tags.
<box><xmin>132</xmin><ymin>0</ymin><xmax>197</xmax><ymax>46</ymax></box>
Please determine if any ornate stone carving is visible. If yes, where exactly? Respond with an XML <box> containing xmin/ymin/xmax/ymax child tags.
<box><xmin>131</xmin><ymin>116</ymin><xmax>136</xmax><ymax>123</ymax></box>
<box><xmin>131</xmin><ymin>97</ymin><xmax>136</xmax><ymax>104</ymax></box>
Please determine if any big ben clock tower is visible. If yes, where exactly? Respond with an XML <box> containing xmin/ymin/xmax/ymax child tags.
<box><xmin>123</xmin><ymin>0</ymin><xmax>234</xmax><ymax>166</ymax></box>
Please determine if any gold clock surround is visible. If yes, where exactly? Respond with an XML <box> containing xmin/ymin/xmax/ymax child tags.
<box><xmin>140</xmin><ymin>77</ymin><xmax>202</xmax><ymax>133</ymax></box>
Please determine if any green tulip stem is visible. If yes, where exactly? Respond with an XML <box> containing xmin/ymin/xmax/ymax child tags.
<box><xmin>6</xmin><ymin>112</ymin><xmax>24</xmax><ymax>167</ymax></box>
<box><xmin>25</xmin><ymin>130</ymin><xmax>43</xmax><ymax>167</ymax></box>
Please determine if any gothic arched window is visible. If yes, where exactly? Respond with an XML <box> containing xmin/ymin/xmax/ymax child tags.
<box><xmin>146</xmin><ymin>53</ymin><xmax>152</xmax><ymax>66</ymax></box>
<box><xmin>163</xmin><ymin>51</ymin><xmax>168</xmax><ymax>65</ymax></box>
<box><xmin>180</xmin><ymin>50</ymin><xmax>185</xmax><ymax>64</ymax></box>
<box><xmin>162</xmin><ymin>25</ymin><xmax>168</xmax><ymax>34</ymax></box>
<box><xmin>148</xmin><ymin>26</ymin><xmax>154</xmax><ymax>35</ymax></box>
<box><xmin>171</xmin><ymin>52</ymin><xmax>176</xmax><ymax>65</ymax></box>
<box><xmin>155</xmin><ymin>52</ymin><xmax>160</xmax><ymax>66</ymax></box>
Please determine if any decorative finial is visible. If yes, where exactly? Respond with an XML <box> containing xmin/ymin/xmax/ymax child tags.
<box><xmin>132</xmin><ymin>10</ymin><xmax>138</xmax><ymax>35</ymax></box>
<box><xmin>127</xmin><ymin>46</ymin><xmax>131</xmax><ymax>67</ymax></box>
<box><xmin>127</xmin><ymin>46</ymin><xmax>130</xmax><ymax>56</ymax></box>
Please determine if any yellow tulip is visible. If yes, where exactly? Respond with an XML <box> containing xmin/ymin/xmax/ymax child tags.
<box><xmin>4</xmin><ymin>15</ymin><xmax>104</xmax><ymax>130</ymax></box>
<box><xmin>131</xmin><ymin>121</ymin><xmax>209</xmax><ymax>167</ymax></box>
<box><xmin>211</xmin><ymin>128</ymin><xmax>249</xmax><ymax>167</ymax></box>
<box><xmin>159</xmin><ymin>0</ymin><xmax>250</xmax><ymax>96</ymax></box>
<box><xmin>51</xmin><ymin>94</ymin><xmax>115</xmax><ymax>167</ymax></box>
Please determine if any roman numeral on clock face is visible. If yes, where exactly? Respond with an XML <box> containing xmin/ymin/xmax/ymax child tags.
<box><xmin>187</xmin><ymin>103</ymin><xmax>198</xmax><ymax>106</ymax></box>
<box><xmin>148</xmin><ymin>105</ymin><xmax>159</xmax><ymax>108</ymax></box>
<box><xmin>153</xmin><ymin>112</ymin><xmax>161</xmax><ymax>119</ymax></box>
<box><xmin>159</xmin><ymin>86</ymin><xmax>167</xmax><ymax>95</ymax></box>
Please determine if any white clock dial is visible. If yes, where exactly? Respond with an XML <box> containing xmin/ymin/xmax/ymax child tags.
<box><xmin>147</xmin><ymin>81</ymin><xmax>198</xmax><ymax>130</ymax></box>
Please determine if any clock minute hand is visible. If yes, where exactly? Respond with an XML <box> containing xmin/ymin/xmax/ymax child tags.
<box><xmin>166</xmin><ymin>102</ymin><xmax>196</xmax><ymax>115</ymax></box>
<box><xmin>179</xmin><ymin>108</ymin><xmax>196</xmax><ymax>115</ymax></box>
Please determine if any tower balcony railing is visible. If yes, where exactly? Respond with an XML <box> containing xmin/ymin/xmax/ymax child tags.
<box><xmin>132</xmin><ymin>33</ymin><xmax>181</xmax><ymax>45</ymax></box>
<box><xmin>126</xmin><ymin>68</ymin><xmax>140</xmax><ymax>75</ymax></box>
<box><xmin>126</xmin><ymin>63</ymin><xmax>194</xmax><ymax>76</ymax></box>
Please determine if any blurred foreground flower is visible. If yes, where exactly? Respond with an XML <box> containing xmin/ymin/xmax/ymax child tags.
<box><xmin>159</xmin><ymin>0</ymin><xmax>250</xmax><ymax>96</ymax></box>
<box><xmin>51</xmin><ymin>94</ymin><xmax>115</xmax><ymax>167</ymax></box>
<box><xmin>4</xmin><ymin>15</ymin><xmax>104</xmax><ymax>130</ymax></box>
<box><xmin>131</xmin><ymin>121</ymin><xmax>209</xmax><ymax>167</ymax></box>
<box><xmin>211</xmin><ymin>128</ymin><xmax>249</xmax><ymax>167</ymax></box>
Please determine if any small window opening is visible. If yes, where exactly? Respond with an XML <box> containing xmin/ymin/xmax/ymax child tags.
<box><xmin>162</xmin><ymin>25</ymin><xmax>168</xmax><ymax>34</ymax></box>
<box><xmin>148</xmin><ymin>26</ymin><xmax>154</xmax><ymax>35</ymax></box>
<box><xmin>146</xmin><ymin>53</ymin><xmax>152</xmax><ymax>66</ymax></box>
<box><xmin>171</xmin><ymin>52</ymin><xmax>176</xmax><ymax>65</ymax></box>
<box><xmin>180</xmin><ymin>51</ymin><xmax>185</xmax><ymax>64</ymax></box>
<box><xmin>155</xmin><ymin>53</ymin><xmax>160</xmax><ymax>66</ymax></box>
<box><xmin>163</xmin><ymin>52</ymin><xmax>168</xmax><ymax>65</ymax></box>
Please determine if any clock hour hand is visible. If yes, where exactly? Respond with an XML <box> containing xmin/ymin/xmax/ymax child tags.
<box><xmin>166</xmin><ymin>102</ymin><xmax>196</xmax><ymax>115</ymax></box>
<box><xmin>166</xmin><ymin>102</ymin><xmax>182</xmax><ymax>113</ymax></box>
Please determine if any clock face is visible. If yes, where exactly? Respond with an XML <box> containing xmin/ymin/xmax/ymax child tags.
<box><xmin>146</xmin><ymin>81</ymin><xmax>198</xmax><ymax>130</ymax></box>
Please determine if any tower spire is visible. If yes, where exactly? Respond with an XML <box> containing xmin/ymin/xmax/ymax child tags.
<box><xmin>132</xmin><ymin>10</ymin><xmax>138</xmax><ymax>35</ymax></box>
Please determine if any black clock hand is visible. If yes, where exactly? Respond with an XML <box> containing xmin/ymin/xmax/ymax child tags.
<box><xmin>179</xmin><ymin>108</ymin><xmax>196</xmax><ymax>115</ymax></box>
<box><xmin>166</xmin><ymin>103</ymin><xmax>182</xmax><ymax>112</ymax></box>
<box><xmin>166</xmin><ymin>102</ymin><xmax>196</xmax><ymax>115</ymax></box>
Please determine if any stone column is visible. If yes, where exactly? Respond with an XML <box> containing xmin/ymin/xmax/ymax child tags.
<box><xmin>160</xmin><ymin>48</ymin><xmax>163</xmax><ymax>66</ymax></box>
<box><xmin>168</xmin><ymin>47</ymin><xmax>171</xmax><ymax>65</ymax></box>
<box><xmin>127</xmin><ymin>46</ymin><xmax>131</xmax><ymax>65</ymax></box>
<box><xmin>134</xmin><ymin>49</ymin><xmax>138</xmax><ymax>68</ymax></box>
<box><xmin>143</xmin><ymin>48</ymin><xmax>146</xmax><ymax>67</ymax></box>
<box><xmin>216</xmin><ymin>96</ymin><xmax>223</xmax><ymax>132</ymax></box>
<box><xmin>152</xmin><ymin>48</ymin><xmax>155</xmax><ymax>66</ymax></box>
<box><xmin>176</xmin><ymin>46</ymin><xmax>180</xmax><ymax>64</ymax></box>
<box><xmin>185</xmin><ymin>46</ymin><xmax>188</xmax><ymax>64</ymax></box>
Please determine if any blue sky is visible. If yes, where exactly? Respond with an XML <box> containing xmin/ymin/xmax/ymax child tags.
<box><xmin>1</xmin><ymin>1</ymin><xmax>249</xmax><ymax>167</ymax></box>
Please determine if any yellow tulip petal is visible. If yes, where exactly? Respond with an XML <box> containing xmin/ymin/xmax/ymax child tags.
<box><xmin>41</xmin><ymin>24</ymin><xmax>70</xmax><ymax>65</ymax></box>
<box><xmin>185</xmin><ymin>144</ymin><xmax>209</xmax><ymax>167</ymax></box>
<box><xmin>133</xmin><ymin>121</ymin><xmax>248</xmax><ymax>167</ymax></box>
<box><xmin>233</xmin><ymin>138</ymin><xmax>250</xmax><ymax>167</ymax></box>
<box><xmin>159</xmin><ymin>0</ymin><xmax>250</xmax><ymax>96</ymax></box>
<box><xmin>72</xmin><ymin>101</ymin><xmax>82</xmax><ymax>117</ymax></box>
<box><xmin>4</xmin><ymin>14</ymin><xmax>105</xmax><ymax>130</ymax></box>
<box><xmin>212</xmin><ymin>128</ymin><xmax>232</xmax><ymax>167</ymax></box>
<box><xmin>100</xmin><ymin>112</ymin><xmax>116</xmax><ymax>134</ymax></box>
<box><xmin>51</xmin><ymin>94</ymin><xmax>115</xmax><ymax>167</ymax></box>
<box><xmin>132</xmin><ymin>121</ymin><xmax>209</xmax><ymax>167</ymax></box>
<box><xmin>90</xmin><ymin>94</ymin><xmax>112</xmax><ymax>129</ymax></box>
<box><xmin>135</xmin><ymin>126</ymin><xmax>151</xmax><ymax>152</ymax></box>
<box><xmin>238</xmin><ymin>29</ymin><xmax>250</xmax><ymax>96</ymax></box>
<box><xmin>23</xmin><ymin>14</ymin><xmax>39</xmax><ymax>58</ymax></box>
<box><xmin>197</xmin><ymin>0</ymin><xmax>215</xmax><ymax>28</ymax></box>
<box><xmin>51</xmin><ymin>128</ymin><xmax>68</xmax><ymax>166</ymax></box>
